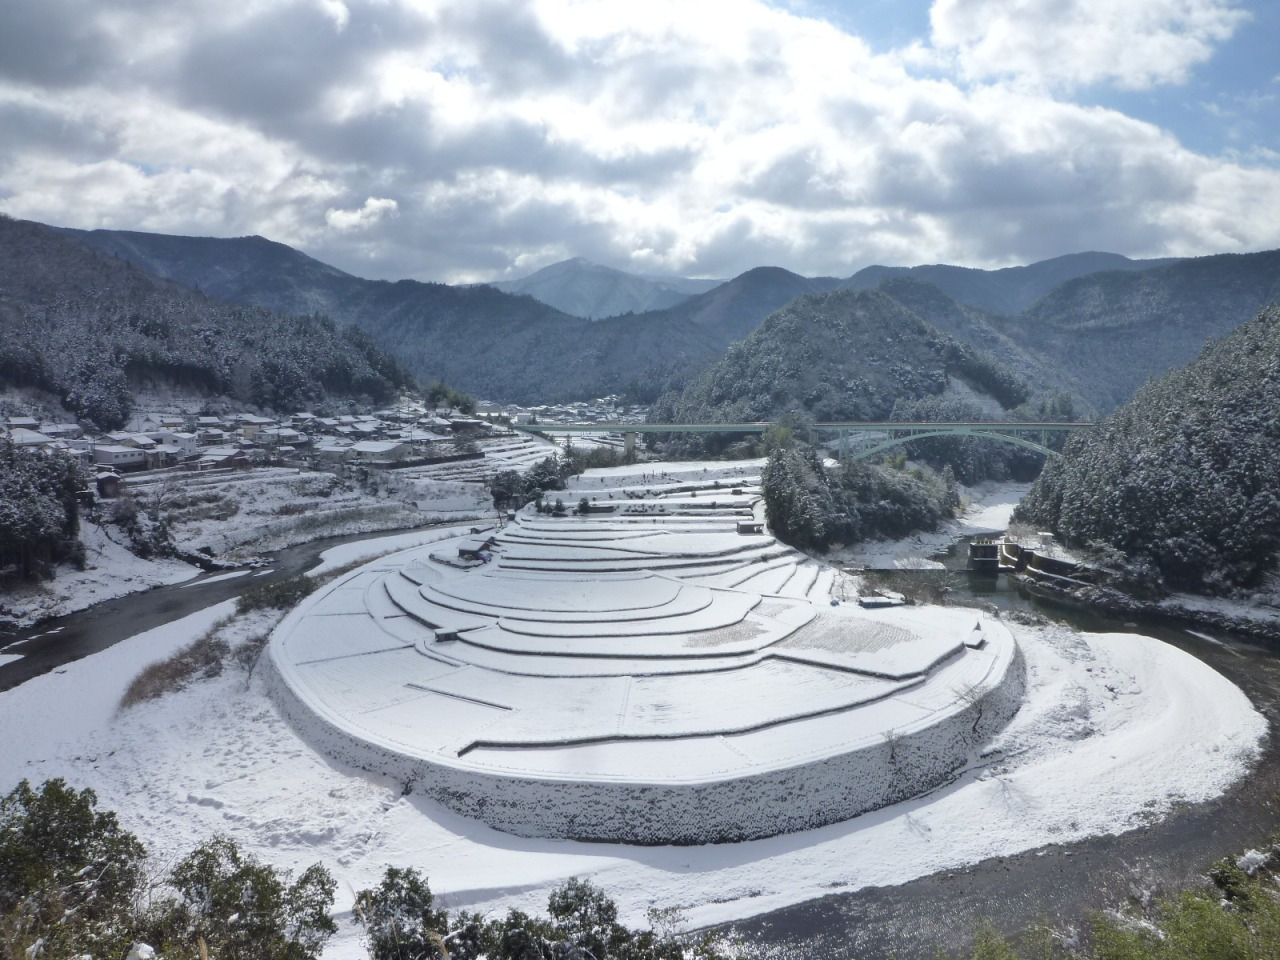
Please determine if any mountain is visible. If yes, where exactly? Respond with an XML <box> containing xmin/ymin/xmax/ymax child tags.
<box><xmin>658</xmin><ymin>288</ymin><xmax>1030</xmax><ymax>425</ymax></box>
<box><xmin>62</xmin><ymin>226</ymin><xmax>730</xmax><ymax>404</ymax></box>
<box><xmin>843</xmin><ymin>252</ymin><xmax>1177</xmax><ymax>316</ymax></box>
<box><xmin>868</xmin><ymin>276</ymin><xmax>1085</xmax><ymax>408</ymax></box>
<box><xmin>488</xmin><ymin>257</ymin><xmax>721</xmax><ymax>319</ymax></box>
<box><xmin>59</xmin><ymin>228</ymin><xmax>370</xmax><ymax>319</ymax></box>
<box><xmin>1016</xmin><ymin>303</ymin><xmax>1280</xmax><ymax>593</ymax></box>
<box><xmin>0</xmin><ymin>217</ymin><xmax>412</xmax><ymax>429</ymax></box>
<box><xmin>994</xmin><ymin>249</ymin><xmax>1280</xmax><ymax>410</ymax></box>
<box><xmin>63</xmin><ymin>225</ymin><xmax>1280</xmax><ymax>413</ymax></box>
<box><xmin>60</xmin><ymin>228</ymin><xmax>832</xmax><ymax>404</ymax></box>
<box><xmin>658</xmin><ymin>266</ymin><xmax>842</xmax><ymax>343</ymax></box>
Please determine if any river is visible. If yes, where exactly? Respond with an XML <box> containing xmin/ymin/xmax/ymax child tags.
<box><xmin>0</xmin><ymin>524</ymin><xmax>464</xmax><ymax>693</ymax></box>
<box><xmin>731</xmin><ymin>535</ymin><xmax>1280</xmax><ymax>958</ymax></box>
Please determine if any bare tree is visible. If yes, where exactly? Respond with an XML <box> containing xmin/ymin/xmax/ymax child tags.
<box><xmin>953</xmin><ymin>683</ymin><xmax>986</xmax><ymax>734</ymax></box>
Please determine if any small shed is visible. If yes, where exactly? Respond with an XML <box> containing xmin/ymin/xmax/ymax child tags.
<box><xmin>457</xmin><ymin>536</ymin><xmax>496</xmax><ymax>561</ymax></box>
<box><xmin>95</xmin><ymin>471</ymin><xmax>123</xmax><ymax>498</ymax></box>
<box><xmin>736</xmin><ymin>519</ymin><xmax>765</xmax><ymax>535</ymax></box>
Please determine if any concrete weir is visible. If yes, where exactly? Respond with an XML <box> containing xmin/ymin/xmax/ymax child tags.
<box><xmin>266</xmin><ymin>507</ymin><xmax>1024</xmax><ymax>844</ymax></box>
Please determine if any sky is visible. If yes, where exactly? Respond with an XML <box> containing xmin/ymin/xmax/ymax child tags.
<box><xmin>0</xmin><ymin>0</ymin><xmax>1277</xmax><ymax>284</ymax></box>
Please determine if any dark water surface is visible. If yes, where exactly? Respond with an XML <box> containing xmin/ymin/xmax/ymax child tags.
<box><xmin>729</xmin><ymin>541</ymin><xmax>1280</xmax><ymax>958</ymax></box>
<box><xmin>0</xmin><ymin>525</ymin><xmax>456</xmax><ymax>692</ymax></box>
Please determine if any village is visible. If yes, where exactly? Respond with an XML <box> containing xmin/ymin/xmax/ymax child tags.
<box><xmin>0</xmin><ymin>392</ymin><xmax>650</xmax><ymax>628</ymax></box>
<box><xmin>0</xmin><ymin>394</ymin><xmax>647</xmax><ymax>481</ymax></box>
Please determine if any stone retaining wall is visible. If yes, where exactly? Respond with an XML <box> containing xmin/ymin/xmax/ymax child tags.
<box><xmin>265</xmin><ymin>640</ymin><xmax>1025</xmax><ymax>845</ymax></box>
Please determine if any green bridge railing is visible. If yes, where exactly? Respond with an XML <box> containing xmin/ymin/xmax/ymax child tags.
<box><xmin>512</xmin><ymin>420</ymin><xmax>1093</xmax><ymax>459</ymax></box>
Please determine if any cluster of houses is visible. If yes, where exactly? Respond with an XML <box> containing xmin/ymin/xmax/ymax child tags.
<box><xmin>488</xmin><ymin>395</ymin><xmax>647</xmax><ymax>427</ymax></box>
<box><xmin>2</xmin><ymin>404</ymin><xmax>494</xmax><ymax>476</ymax></box>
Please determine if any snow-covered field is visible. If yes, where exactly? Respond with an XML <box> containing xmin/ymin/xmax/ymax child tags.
<box><xmin>0</xmin><ymin>458</ymin><xmax>1270</xmax><ymax>956</ymax></box>
<box><xmin>268</xmin><ymin>509</ymin><xmax>1023</xmax><ymax>843</ymax></box>
<box><xmin>0</xmin><ymin>520</ymin><xmax>1266</xmax><ymax>958</ymax></box>
<box><xmin>0</xmin><ymin>598</ymin><xmax>1261</xmax><ymax>958</ymax></box>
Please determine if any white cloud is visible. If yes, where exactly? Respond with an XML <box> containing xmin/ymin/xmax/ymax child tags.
<box><xmin>0</xmin><ymin>0</ymin><xmax>1276</xmax><ymax>284</ymax></box>
<box><xmin>325</xmin><ymin>196</ymin><xmax>399</xmax><ymax>231</ymax></box>
<box><xmin>929</xmin><ymin>0</ymin><xmax>1249</xmax><ymax>91</ymax></box>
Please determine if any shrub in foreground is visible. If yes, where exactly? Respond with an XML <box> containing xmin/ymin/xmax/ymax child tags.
<box><xmin>237</xmin><ymin>574</ymin><xmax>314</xmax><ymax>614</ymax></box>
<box><xmin>355</xmin><ymin>868</ymin><xmax>735</xmax><ymax>960</ymax></box>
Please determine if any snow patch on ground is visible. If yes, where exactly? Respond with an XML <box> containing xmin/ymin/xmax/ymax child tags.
<box><xmin>0</xmin><ymin>597</ymin><xmax>1262</xmax><ymax>959</ymax></box>
<box><xmin>1162</xmin><ymin>592</ymin><xmax>1280</xmax><ymax>630</ymax></box>
<box><xmin>306</xmin><ymin>524</ymin><xmax>485</xmax><ymax>577</ymax></box>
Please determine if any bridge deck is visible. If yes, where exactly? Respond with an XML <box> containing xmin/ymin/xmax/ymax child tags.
<box><xmin>515</xmin><ymin>420</ymin><xmax>1092</xmax><ymax>434</ymax></box>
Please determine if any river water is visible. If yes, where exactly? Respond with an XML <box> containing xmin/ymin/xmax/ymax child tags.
<box><xmin>731</xmin><ymin>535</ymin><xmax>1280</xmax><ymax>958</ymax></box>
<box><xmin>0</xmin><ymin>524</ymin><xmax>460</xmax><ymax>692</ymax></box>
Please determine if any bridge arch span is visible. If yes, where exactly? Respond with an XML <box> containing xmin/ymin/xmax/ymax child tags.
<box><xmin>845</xmin><ymin>429</ymin><xmax>1060</xmax><ymax>461</ymax></box>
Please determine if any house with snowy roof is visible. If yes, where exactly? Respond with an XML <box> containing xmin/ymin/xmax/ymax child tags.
<box><xmin>93</xmin><ymin>444</ymin><xmax>147</xmax><ymax>470</ymax></box>
<box><xmin>351</xmin><ymin>439</ymin><xmax>410</xmax><ymax>461</ymax></box>
<box><xmin>7</xmin><ymin>427</ymin><xmax>55</xmax><ymax>447</ymax></box>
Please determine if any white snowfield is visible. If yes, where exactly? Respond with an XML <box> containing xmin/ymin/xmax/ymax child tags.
<box><xmin>0</xmin><ymin>597</ymin><xmax>1264</xmax><ymax>960</ymax></box>
<box><xmin>266</xmin><ymin>502</ymin><xmax>1026</xmax><ymax>843</ymax></box>
<box><xmin>0</xmin><ymin>471</ymin><xmax>1266</xmax><ymax>958</ymax></box>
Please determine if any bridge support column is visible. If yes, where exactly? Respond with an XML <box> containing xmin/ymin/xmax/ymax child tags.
<box><xmin>624</xmin><ymin>431</ymin><xmax>637</xmax><ymax>455</ymax></box>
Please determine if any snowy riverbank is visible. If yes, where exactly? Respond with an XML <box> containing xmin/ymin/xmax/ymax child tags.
<box><xmin>0</xmin><ymin>538</ymin><xmax>1263</xmax><ymax>959</ymax></box>
<box><xmin>0</xmin><ymin>475</ymin><xmax>489</xmax><ymax>629</ymax></box>
<box><xmin>827</xmin><ymin>480</ymin><xmax>1032</xmax><ymax>570</ymax></box>
<box><xmin>0</xmin><ymin>519</ymin><xmax>201</xmax><ymax>629</ymax></box>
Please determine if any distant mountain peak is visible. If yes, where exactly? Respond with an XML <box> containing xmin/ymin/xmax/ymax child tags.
<box><xmin>491</xmin><ymin>257</ymin><xmax>721</xmax><ymax>319</ymax></box>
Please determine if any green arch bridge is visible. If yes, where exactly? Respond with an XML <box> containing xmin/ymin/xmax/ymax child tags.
<box><xmin>513</xmin><ymin>420</ymin><xmax>1093</xmax><ymax>460</ymax></box>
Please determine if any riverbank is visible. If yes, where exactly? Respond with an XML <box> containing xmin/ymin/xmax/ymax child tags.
<box><xmin>0</xmin><ymin>519</ymin><xmax>202</xmax><ymax>631</ymax></box>
<box><xmin>826</xmin><ymin>480</ymin><xmax>1031</xmax><ymax>570</ymax></box>
<box><xmin>0</xmin><ymin>506</ymin><xmax>1267</xmax><ymax>959</ymax></box>
<box><xmin>0</xmin><ymin>494</ymin><xmax>489</xmax><ymax>631</ymax></box>
<box><xmin>1016</xmin><ymin>575</ymin><xmax>1280</xmax><ymax>646</ymax></box>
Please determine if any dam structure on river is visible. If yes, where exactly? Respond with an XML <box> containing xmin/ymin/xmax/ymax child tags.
<box><xmin>266</xmin><ymin>486</ymin><xmax>1024</xmax><ymax>844</ymax></box>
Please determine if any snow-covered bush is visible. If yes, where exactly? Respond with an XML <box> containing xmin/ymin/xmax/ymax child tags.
<box><xmin>0</xmin><ymin>779</ymin><xmax>147</xmax><ymax>960</ymax></box>
<box><xmin>353</xmin><ymin>870</ymin><xmax>735</xmax><ymax>960</ymax></box>
<box><xmin>145</xmin><ymin>835</ymin><xmax>336</xmax><ymax>960</ymax></box>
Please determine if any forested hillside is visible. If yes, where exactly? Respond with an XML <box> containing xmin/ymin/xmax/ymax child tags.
<box><xmin>996</xmin><ymin>250</ymin><xmax>1280</xmax><ymax>409</ymax></box>
<box><xmin>64</xmin><ymin>228</ymin><xmax>838</xmax><ymax>403</ymax></box>
<box><xmin>871</xmin><ymin>276</ymin><xmax>1084</xmax><ymax>404</ymax></box>
<box><xmin>0</xmin><ymin>218</ymin><xmax>412</xmax><ymax>428</ymax></box>
<box><xmin>1016</xmin><ymin>304</ymin><xmax>1280</xmax><ymax>593</ymax></box>
<box><xmin>657</xmin><ymin>289</ymin><xmax>1030</xmax><ymax>424</ymax></box>
<box><xmin>843</xmin><ymin>251</ymin><xmax>1175</xmax><ymax>316</ymax></box>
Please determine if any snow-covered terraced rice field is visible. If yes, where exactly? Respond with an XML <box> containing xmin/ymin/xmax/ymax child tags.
<box><xmin>267</xmin><ymin>502</ymin><xmax>1024</xmax><ymax>844</ymax></box>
